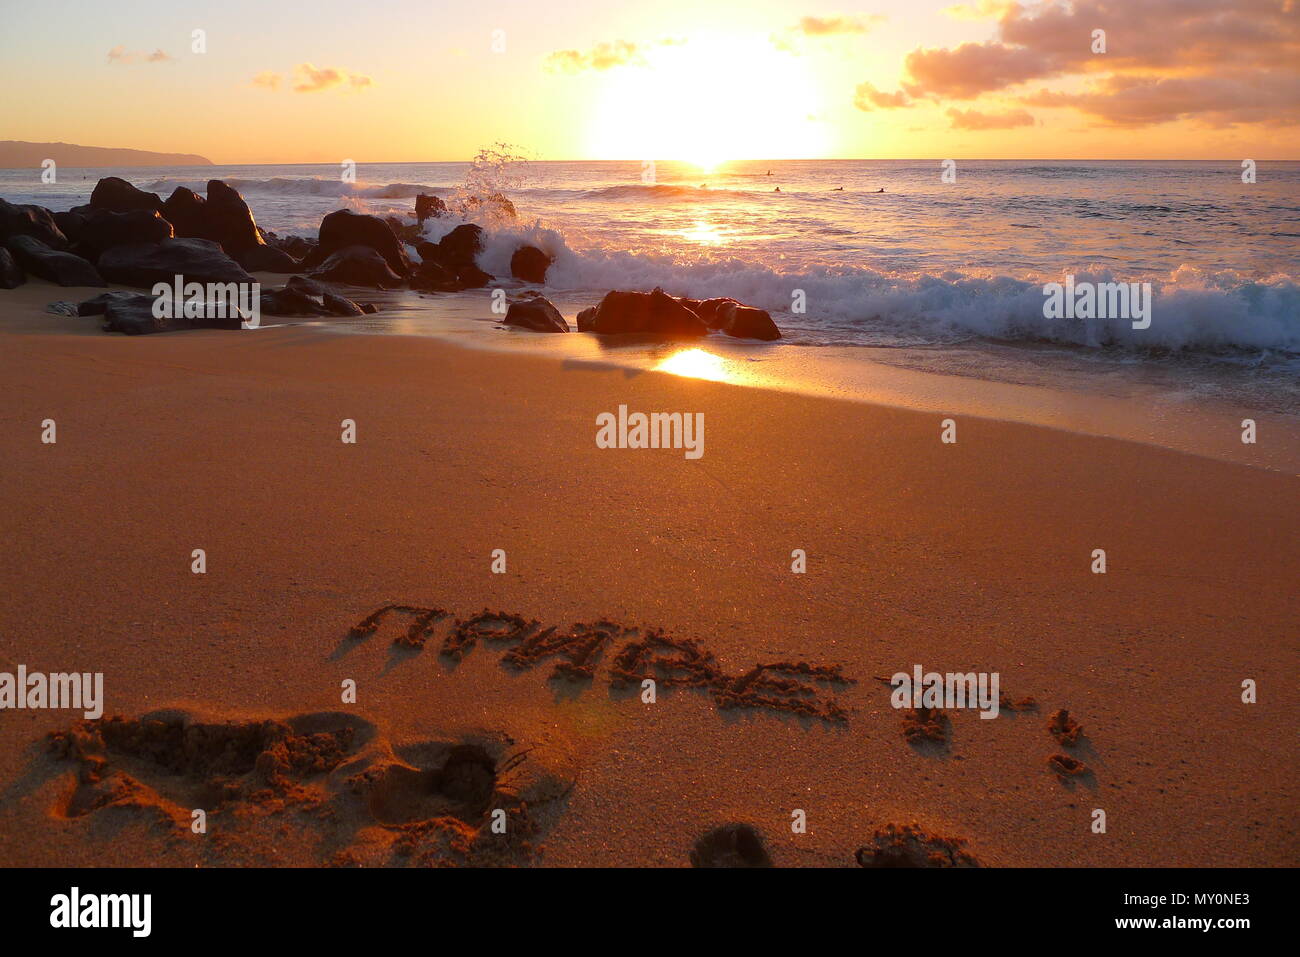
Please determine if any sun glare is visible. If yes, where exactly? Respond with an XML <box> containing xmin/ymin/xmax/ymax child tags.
<box><xmin>588</xmin><ymin>33</ymin><xmax>828</xmax><ymax>164</ymax></box>
<box><xmin>654</xmin><ymin>348</ymin><xmax>731</xmax><ymax>382</ymax></box>
<box><xmin>680</xmin><ymin>220</ymin><xmax>724</xmax><ymax>244</ymax></box>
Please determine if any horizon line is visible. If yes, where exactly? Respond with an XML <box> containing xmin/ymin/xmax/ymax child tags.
<box><xmin>3</xmin><ymin>156</ymin><xmax>1298</xmax><ymax>171</ymax></box>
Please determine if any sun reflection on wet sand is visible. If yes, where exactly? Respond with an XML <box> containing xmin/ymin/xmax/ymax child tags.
<box><xmin>654</xmin><ymin>348</ymin><xmax>732</xmax><ymax>382</ymax></box>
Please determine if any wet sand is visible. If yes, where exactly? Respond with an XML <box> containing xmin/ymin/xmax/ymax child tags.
<box><xmin>0</xmin><ymin>281</ymin><xmax>1295</xmax><ymax>867</ymax></box>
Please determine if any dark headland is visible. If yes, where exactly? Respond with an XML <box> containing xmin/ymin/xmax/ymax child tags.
<box><xmin>0</xmin><ymin>140</ymin><xmax>213</xmax><ymax>169</ymax></box>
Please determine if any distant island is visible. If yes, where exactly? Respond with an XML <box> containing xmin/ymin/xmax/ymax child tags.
<box><xmin>0</xmin><ymin>140</ymin><xmax>213</xmax><ymax>169</ymax></box>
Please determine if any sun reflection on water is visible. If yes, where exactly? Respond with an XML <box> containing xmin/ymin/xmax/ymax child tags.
<box><xmin>680</xmin><ymin>220</ymin><xmax>724</xmax><ymax>245</ymax></box>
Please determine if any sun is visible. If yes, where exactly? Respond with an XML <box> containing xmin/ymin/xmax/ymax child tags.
<box><xmin>587</xmin><ymin>32</ymin><xmax>828</xmax><ymax>164</ymax></box>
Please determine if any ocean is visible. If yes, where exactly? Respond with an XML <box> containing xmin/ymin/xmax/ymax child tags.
<box><xmin>3</xmin><ymin>157</ymin><xmax>1298</xmax><ymax>412</ymax></box>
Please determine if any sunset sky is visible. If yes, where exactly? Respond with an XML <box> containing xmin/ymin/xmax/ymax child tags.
<box><xmin>3</xmin><ymin>0</ymin><xmax>1298</xmax><ymax>163</ymax></box>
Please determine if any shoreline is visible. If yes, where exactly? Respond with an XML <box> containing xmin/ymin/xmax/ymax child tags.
<box><xmin>10</xmin><ymin>277</ymin><xmax>1299</xmax><ymax>474</ymax></box>
<box><xmin>1</xmin><ymin>285</ymin><xmax>1296</xmax><ymax>867</ymax></box>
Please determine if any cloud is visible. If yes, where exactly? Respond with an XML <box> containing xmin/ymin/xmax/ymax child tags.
<box><xmin>796</xmin><ymin>15</ymin><xmax>882</xmax><ymax>36</ymax></box>
<box><xmin>545</xmin><ymin>40</ymin><xmax>646</xmax><ymax>73</ymax></box>
<box><xmin>854</xmin><ymin>81</ymin><xmax>911</xmax><ymax>111</ymax></box>
<box><xmin>251</xmin><ymin>70</ymin><xmax>282</xmax><ymax>91</ymax></box>
<box><xmin>289</xmin><ymin>63</ymin><xmax>373</xmax><ymax>93</ymax></box>
<box><xmin>772</xmin><ymin>14</ymin><xmax>883</xmax><ymax>51</ymax></box>
<box><xmin>1023</xmin><ymin>74</ymin><xmax>1300</xmax><ymax>128</ymax></box>
<box><xmin>889</xmin><ymin>0</ymin><xmax>1300</xmax><ymax>128</ymax></box>
<box><xmin>942</xmin><ymin>0</ymin><xmax>1017</xmax><ymax>21</ymax></box>
<box><xmin>293</xmin><ymin>63</ymin><xmax>345</xmax><ymax>93</ymax></box>
<box><xmin>903</xmin><ymin>41</ymin><xmax>1057</xmax><ymax>100</ymax></box>
<box><xmin>107</xmin><ymin>45</ymin><xmax>173</xmax><ymax>65</ymax></box>
<box><xmin>250</xmin><ymin>64</ymin><xmax>373</xmax><ymax>93</ymax></box>
<box><xmin>946</xmin><ymin>106</ymin><xmax>1035</xmax><ymax>130</ymax></box>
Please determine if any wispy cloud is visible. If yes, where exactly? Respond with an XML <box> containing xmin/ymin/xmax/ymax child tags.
<box><xmin>292</xmin><ymin>63</ymin><xmax>372</xmax><ymax>93</ymax></box>
<box><xmin>941</xmin><ymin>0</ymin><xmax>1016</xmax><ymax>21</ymax></box>
<box><xmin>946</xmin><ymin>106</ymin><xmax>1035</xmax><ymax>130</ymax></box>
<box><xmin>544</xmin><ymin>38</ymin><xmax>685</xmax><ymax>73</ymax></box>
<box><xmin>772</xmin><ymin>14</ymin><xmax>884</xmax><ymax>51</ymax></box>
<box><xmin>853</xmin><ymin>81</ymin><xmax>911</xmax><ymax>111</ymax></box>
<box><xmin>251</xmin><ymin>64</ymin><xmax>374</xmax><ymax>93</ymax></box>
<box><xmin>107</xmin><ymin>45</ymin><xmax>173</xmax><ymax>64</ymax></box>
<box><xmin>251</xmin><ymin>70</ymin><xmax>282</xmax><ymax>91</ymax></box>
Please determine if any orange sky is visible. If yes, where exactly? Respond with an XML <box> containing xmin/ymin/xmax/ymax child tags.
<box><xmin>2</xmin><ymin>0</ymin><xmax>1297</xmax><ymax>163</ymax></box>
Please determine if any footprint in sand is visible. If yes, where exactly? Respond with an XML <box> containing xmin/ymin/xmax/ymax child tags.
<box><xmin>689</xmin><ymin>823</ymin><xmax>773</xmax><ymax>867</ymax></box>
<box><xmin>48</xmin><ymin>709</ymin><xmax>372</xmax><ymax>823</ymax></box>
<box><xmin>45</xmin><ymin>710</ymin><xmax>574</xmax><ymax>866</ymax></box>
<box><xmin>1047</xmin><ymin>752</ymin><xmax>1092</xmax><ymax>780</ymax></box>
<box><xmin>901</xmin><ymin>706</ymin><xmax>951</xmax><ymax>749</ymax></box>
<box><xmin>350</xmin><ymin>733</ymin><xmax>572</xmax><ymax>866</ymax></box>
<box><xmin>855</xmin><ymin>822</ymin><xmax>980</xmax><ymax>867</ymax></box>
<box><xmin>1048</xmin><ymin>708</ymin><xmax>1085</xmax><ymax>746</ymax></box>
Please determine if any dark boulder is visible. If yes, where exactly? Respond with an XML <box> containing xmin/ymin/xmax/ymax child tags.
<box><xmin>161</xmin><ymin>181</ymin><xmax>266</xmax><ymax>257</ymax></box>
<box><xmin>503</xmin><ymin>295</ymin><xmax>568</xmax><ymax>333</ymax></box>
<box><xmin>576</xmin><ymin>306</ymin><xmax>597</xmax><ymax>331</ymax></box>
<box><xmin>203</xmin><ymin>180</ymin><xmax>264</xmax><ymax>254</ymax></box>
<box><xmin>360</xmin><ymin>302</ymin><xmax>379</xmax><ymax>314</ymax></box>
<box><xmin>456</xmin><ymin>263</ymin><xmax>492</xmax><ymax>289</ymax></box>
<box><xmin>719</xmin><ymin>303</ymin><xmax>781</xmax><ymax>341</ymax></box>
<box><xmin>160</xmin><ymin>187</ymin><xmax>208</xmax><ymax>238</ymax></box>
<box><xmin>409</xmin><ymin>258</ymin><xmax>491</xmax><ymax>292</ymax></box>
<box><xmin>0</xmin><ymin>199</ymin><xmax>68</xmax><ymax>249</ymax></box>
<box><xmin>265</xmin><ymin>234</ymin><xmax>315</xmax><ymax>259</ymax></box>
<box><xmin>0</xmin><ymin>247</ymin><xmax>24</xmax><ymax>288</ymax></box>
<box><xmin>285</xmin><ymin>236</ymin><xmax>314</xmax><ymax>259</ymax></box>
<box><xmin>308</xmin><ymin>245</ymin><xmax>403</xmax><ymax>288</ymax></box>
<box><xmin>323</xmin><ymin>292</ymin><xmax>364</xmax><ymax>316</ymax></box>
<box><xmin>415</xmin><ymin>193</ymin><xmax>447</xmax><ymax>223</ymax></box>
<box><xmin>53</xmin><ymin>209</ymin><xmax>89</xmax><ymax>244</ymax></box>
<box><xmin>436</xmin><ymin>223</ymin><xmax>484</xmax><ymax>268</ymax></box>
<box><xmin>90</xmin><ymin>176</ymin><xmax>163</xmax><ymax>214</ymax></box>
<box><xmin>410</xmin><ymin>259</ymin><xmax>460</xmax><ymax>292</ymax></box>
<box><xmin>99</xmin><ymin>291</ymin><xmax>245</xmax><ymax>335</ymax></box>
<box><xmin>46</xmin><ymin>301</ymin><xmax>80</xmax><ymax>317</ymax></box>
<box><xmin>78</xmin><ymin>209</ymin><xmax>174</xmax><ymax>259</ymax></box>
<box><xmin>286</xmin><ymin>275</ymin><xmax>330</xmax><ymax>298</ymax></box>
<box><xmin>510</xmin><ymin>245</ymin><xmax>553</xmax><ymax>284</ymax></box>
<box><xmin>302</xmin><ymin>209</ymin><xmax>411</xmax><ymax>276</ymax></box>
<box><xmin>97</xmin><ymin>238</ymin><xmax>253</xmax><ymax>287</ymax></box>
<box><xmin>260</xmin><ymin>286</ymin><xmax>332</xmax><ymax>317</ymax></box>
<box><xmin>234</xmin><ymin>243</ymin><xmax>302</xmax><ymax>273</ymax></box>
<box><xmin>693</xmin><ymin>297</ymin><xmax>743</xmax><ymax>330</ymax></box>
<box><xmin>582</xmin><ymin>288</ymin><xmax>708</xmax><ymax>337</ymax></box>
<box><xmin>77</xmin><ymin>291</ymin><xmax>146</xmax><ymax>316</ymax></box>
<box><xmin>4</xmin><ymin>235</ymin><xmax>105</xmax><ymax>286</ymax></box>
<box><xmin>384</xmin><ymin>216</ymin><xmax>422</xmax><ymax>245</ymax></box>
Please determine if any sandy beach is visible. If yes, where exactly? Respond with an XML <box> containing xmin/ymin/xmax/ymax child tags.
<box><xmin>0</xmin><ymin>278</ymin><xmax>1294</xmax><ymax>868</ymax></box>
